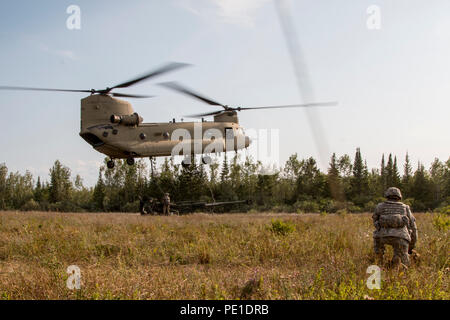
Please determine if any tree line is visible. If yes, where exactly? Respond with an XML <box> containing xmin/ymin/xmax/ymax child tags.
<box><xmin>0</xmin><ymin>148</ymin><xmax>449</xmax><ymax>213</ymax></box>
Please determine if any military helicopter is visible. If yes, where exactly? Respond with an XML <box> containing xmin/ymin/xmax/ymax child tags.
<box><xmin>0</xmin><ymin>62</ymin><xmax>336</xmax><ymax>169</ymax></box>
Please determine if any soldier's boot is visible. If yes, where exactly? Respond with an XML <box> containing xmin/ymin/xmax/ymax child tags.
<box><xmin>410</xmin><ymin>250</ymin><xmax>420</xmax><ymax>264</ymax></box>
<box><xmin>391</xmin><ymin>257</ymin><xmax>408</xmax><ymax>272</ymax></box>
<box><xmin>400</xmin><ymin>253</ymin><xmax>410</xmax><ymax>268</ymax></box>
<box><xmin>392</xmin><ymin>248</ymin><xmax>409</xmax><ymax>270</ymax></box>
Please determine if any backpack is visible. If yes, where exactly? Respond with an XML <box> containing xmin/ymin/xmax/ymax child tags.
<box><xmin>379</xmin><ymin>213</ymin><xmax>409</xmax><ymax>228</ymax></box>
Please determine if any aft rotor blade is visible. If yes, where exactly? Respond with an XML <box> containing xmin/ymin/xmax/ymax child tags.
<box><xmin>111</xmin><ymin>62</ymin><xmax>190</xmax><ymax>90</ymax></box>
<box><xmin>159</xmin><ymin>81</ymin><xmax>227</xmax><ymax>108</ymax></box>
<box><xmin>237</xmin><ymin>101</ymin><xmax>338</xmax><ymax>111</ymax></box>
<box><xmin>0</xmin><ymin>86</ymin><xmax>91</xmax><ymax>93</ymax></box>
<box><xmin>111</xmin><ymin>92</ymin><xmax>154</xmax><ymax>99</ymax></box>
<box><xmin>185</xmin><ymin>109</ymin><xmax>225</xmax><ymax>118</ymax></box>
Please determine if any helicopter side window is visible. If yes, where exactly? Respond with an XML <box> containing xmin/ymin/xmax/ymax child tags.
<box><xmin>225</xmin><ymin>127</ymin><xmax>234</xmax><ymax>140</ymax></box>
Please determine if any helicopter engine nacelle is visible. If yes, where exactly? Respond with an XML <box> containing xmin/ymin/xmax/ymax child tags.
<box><xmin>110</xmin><ymin>112</ymin><xmax>143</xmax><ymax>126</ymax></box>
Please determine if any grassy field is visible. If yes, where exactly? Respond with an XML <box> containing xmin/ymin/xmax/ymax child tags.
<box><xmin>0</xmin><ymin>211</ymin><xmax>448</xmax><ymax>300</ymax></box>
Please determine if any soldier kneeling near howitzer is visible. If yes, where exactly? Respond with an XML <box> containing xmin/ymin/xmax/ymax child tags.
<box><xmin>139</xmin><ymin>196</ymin><xmax>155</xmax><ymax>215</ymax></box>
<box><xmin>373</xmin><ymin>187</ymin><xmax>418</xmax><ymax>268</ymax></box>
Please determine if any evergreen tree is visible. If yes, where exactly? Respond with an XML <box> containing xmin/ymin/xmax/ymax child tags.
<box><xmin>380</xmin><ymin>154</ymin><xmax>387</xmax><ymax>191</ymax></box>
<box><xmin>229</xmin><ymin>152</ymin><xmax>242</xmax><ymax>190</ymax></box>
<box><xmin>393</xmin><ymin>156</ymin><xmax>401</xmax><ymax>187</ymax></box>
<box><xmin>411</xmin><ymin>162</ymin><xmax>433</xmax><ymax>210</ymax></box>
<box><xmin>221</xmin><ymin>152</ymin><xmax>230</xmax><ymax>182</ymax></box>
<box><xmin>429</xmin><ymin>158</ymin><xmax>445</xmax><ymax>207</ymax></box>
<box><xmin>158</xmin><ymin>157</ymin><xmax>177</xmax><ymax>199</ymax></box>
<box><xmin>178</xmin><ymin>155</ymin><xmax>203</xmax><ymax>201</ymax></box>
<box><xmin>402</xmin><ymin>152</ymin><xmax>413</xmax><ymax>197</ymax></box>
<box><xmin>350</xmin><ymin>148</ymin><xmax>369</xmax><ymax>204</ymax></box>
<box><xmin>327</xmin><ymin>153</ymin><xmax>344</xmax><ymax>201</ymax></box>
<box><xmin>385</xmin><ymin>154</ymin><xmax>394</xmax><ymax>187</ymax></box>
<box><xmin>296</xmin><ymin>157</ymin><xmax>326</xmax><ymax>200</ymax></box>
<box><xmin>338</xmin><ymin>154</ymin><xmax>353</xmax><ymax>198</ymax></box>
<box><xmin>445</xmin><ymin>158</ymin><xmax>450</xmax><ymax>199</ymax></box>
<box><xmin>92</xmin><ymin>170</ymin><xmax>105</xmax><ymax>210</ymax></box>
<box><xmin>34</xmin><ymin>176</ymin><xmax>43</xmax><ymax>203</ymax></box>
<box><xmin>284</xmin><ymin>153</ymin><xmax>302</xmax><ymax>180</ymax></box>
<box><xmin>49</xmin><ymin>160</ymin><xmax>72</xmax><ymax>203</ymax></box>
<box><xmin>351</xmin><ymin>148</ymin><xmax>364</xmax><ymax>194</ymax></box>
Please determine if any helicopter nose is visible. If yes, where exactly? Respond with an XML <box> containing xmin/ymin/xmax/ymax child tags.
<box><xmin>245</xmin><ymin>135</ymin><xmax>251</xmax><ymax>148</ymax></box>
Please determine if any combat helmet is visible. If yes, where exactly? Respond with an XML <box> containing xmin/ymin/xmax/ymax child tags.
<box><xmin>385</xmin><ymin>187</ymin><xmax>402</xmax><ymax>200</ymax></box>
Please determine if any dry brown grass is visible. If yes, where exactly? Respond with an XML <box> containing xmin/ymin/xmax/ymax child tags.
<box><xmin>0</xmin><ymin>211</ymin><xmax>448</xmax><ymax>300</ymax></box>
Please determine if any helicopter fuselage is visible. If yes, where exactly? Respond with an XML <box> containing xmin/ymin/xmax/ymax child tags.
<box><xmin>79</xmin><ymin>94</ymin><xmax>250</xmax><ymax>160</ymax></box>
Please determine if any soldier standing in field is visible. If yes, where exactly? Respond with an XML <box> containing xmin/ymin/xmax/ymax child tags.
<box><xmin>162</xmin><ymin>193</ymin><xmax>171</xmax><ymax>215</ymax></box>
<box><xmin>373</xmin><ymin>187</ymin><xmax>418</xmax><ymax>268</ymax></box>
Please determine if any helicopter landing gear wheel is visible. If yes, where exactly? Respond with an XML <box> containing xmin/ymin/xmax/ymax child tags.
<box><xmin>107</xmin><ymin>160</ymin><xmax>115</xmax><ymax>169</ymax></box>
<box><xmin>201</xmin><ymin>156</ymin><xmax>212</xmax><ymax>165</ymax></box>
<box><xmin>126</xmin><ymin>157</ymin><xmax>135</xmax><ymax>166</ymax></box>
<box><xmin>181</xmin><ymin>159</ymin><xmax>190</xmax><ymax>168</ymax></box>
<box><xmin>181</xmin><ymin>156</ymin><xmax>191</xmax><ymax>168</ymax></box>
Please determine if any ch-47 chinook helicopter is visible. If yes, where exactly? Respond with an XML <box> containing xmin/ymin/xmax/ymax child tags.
<box><xmin>0</xmin><ymin>62</ymin><xmax>336</xmax><ymax>169</ymax></box>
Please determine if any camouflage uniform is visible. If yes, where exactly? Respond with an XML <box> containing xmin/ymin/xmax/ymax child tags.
<box><xmin>162</xmin><ymin>193</ymin><xmax>171</xmax><ymax>215</ymax></box>
<box><xmin>373</xmin><ymin>187</ymin><xmax>418</xmax><ymax>267</ymax></box>
<box><xmin>139</xmin><ymin>196</ymin><xmax>154</xmax><ymax>215</ymax></box>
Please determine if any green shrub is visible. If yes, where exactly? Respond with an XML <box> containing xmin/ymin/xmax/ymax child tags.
<box><xmin>347</xmin><ymin>204</ymin><xmax>362</xmax><ymax>213</ymax></box>
<box><xmin>435</xmin><ymin>205</ymin><xmax>450</xmax><ymax>215</ymax></box>
<box><xmin>270</xmin><ymin>219</ymin><xmax>295</xmax><ymax>236</ymax></box>
<box><xmin>48</xmin><ymin>201</ymin><xmax>83</xmax><ymax>212</ymax></box>
<box><xmin>336</xmin><ymin>209</ymin><xmax>348</xmax><ymax>216</ymax></box>
<box><xmin>432</xmin><ymin>213</ymin><xmax>450</xmax><ymax>231</ymax></box>
<box><xmin>363</xmin><ymin>201</ymin><xmax>376</xmax><ymax>212</ymax></box>
<box><xmin>293</xmin><ymin>200</ymin><xmax>319</xmax><ymax>213</ymax></box>
<box><xmin>21</xmin><ymin>199</ymin><xmax>40</xmax><ymax>211</ymax></box>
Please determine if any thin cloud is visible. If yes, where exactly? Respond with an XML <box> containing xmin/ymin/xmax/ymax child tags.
<box><xmin>39</xmin><ymin>43</ymin><xmax>78</xmax><ymax>61</ymax></box>
<box><xmin>177</xmin><ymin>0</ymin><xmax>270</xmax><ymax>27</ymax></box>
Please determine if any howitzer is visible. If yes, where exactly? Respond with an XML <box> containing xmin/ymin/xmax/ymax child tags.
<box><xmin>140</xmin><ymin>199</ymin><xmax>249</xmax><ymax>215</ymax></box>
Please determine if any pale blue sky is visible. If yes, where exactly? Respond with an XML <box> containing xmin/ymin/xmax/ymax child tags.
<box><xmin>0</xmin><ymin>0</ymin><xmax>449</xmax><ymax>186</ymax></box>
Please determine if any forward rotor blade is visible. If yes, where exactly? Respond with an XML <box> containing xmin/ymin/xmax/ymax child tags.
<box><xmin>111</xmin><ymin>62</ymin><xmax>190</xmax><ymax>90</ymax></box>
<box><xmin>159</xmin><ymin>81</ymin><xmax>227</xmax><ymax>108</ymax></box>
<box><xmin>0</xmin><ymin>86</ymin><xmax>91</xmax><ymax>93</ymax></box>
<box><xmin>111</xmin><ymin>92</ymin><xmax>154</xmax><ymax>99</ymax></box>
<box><xmin>237</xmin><ymin>101</ymin><xmax>338</xmax><ymax>111</ymax></box>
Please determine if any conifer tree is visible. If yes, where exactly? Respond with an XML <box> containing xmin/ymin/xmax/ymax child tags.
<box><xmin>49</xmin><ymin>160</ymin><xmax>72</xmax><ymax>203</ymax></box>
<box><xmin>92</xmin><ymin>170</ymin><xmax>105</xmax><ymax>210</ymax></box>
<box><xmin>393</xmin><ymin>156</ymin><xmax>401</xmax><ymax>187</ymax></box>
<box><xmin>402</xmin><ymin>152</ymin><xmax>413</xmax><ymax>196</ymax></box>
<box><xmin>221</xmin><ymin>152</ymin><xmax>230</xmax><ymax>182</ymax></box>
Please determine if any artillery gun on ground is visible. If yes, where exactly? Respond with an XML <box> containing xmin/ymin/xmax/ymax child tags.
<box><xmin>139</xmin><ymin>198</ymin><xmax>249</xmax><ymax>215</ymax></box>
